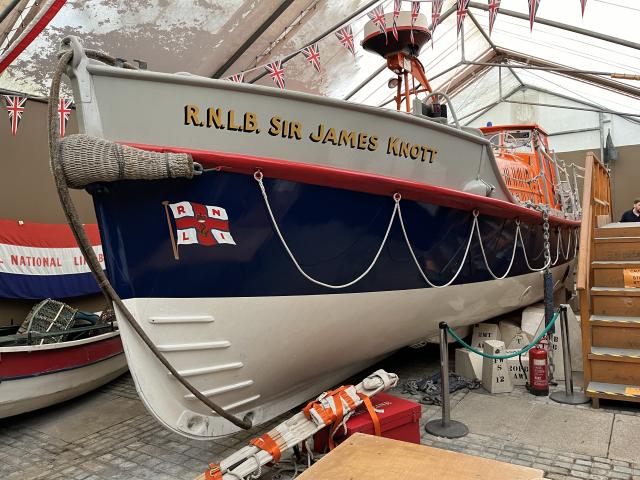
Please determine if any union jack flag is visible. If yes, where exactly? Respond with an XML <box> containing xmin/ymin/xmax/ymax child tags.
<box><xmin>226</xmin><ymin>73</ymin><xmax>244</xmax><ymax>83</ymax></box>
<box><xmin>392</xmin><ymin>0</ymin><xmax>401</xmax><ymax>41</ymax></box>
<box><xmin>168</xmin><ymin>201</ymin><xmax>236</xmax><ymax>247</ymax></box>
<box><xmin>457</xmin><ymin>0</ymin><xmax>470</xmax><ymax>36</ymax></box>
<box><xmin>410</xmin><ymin>1</ymin><xmax>420</xmax><ymax>44</ymax></box>
<box><xmin>368</xmin><ymin>5</ymin><xmax>387</xmax><ymax>44</ymax></box>
<box><xmin>3</xmin><ymin>95</ymin><xmax>26</xmax><ymax>136</ymax></box>
<box><xmin>488</xmin><ymin>0</ymin><xmax>501</xmax><ymax>36</ymax></box>
<box><xmin>580</xmin><ymin>0</ymin><xmax>587</xmax><ymax>16</ymax></box>
<box><xmin>301</xmin><ymin>43</ymin><xmax>321</xmax><ymax>73</ymax></box>
<box><xmin>57</xmin><ymin>98</ymin><xmax>73</xmax><ymax>138</ymax></box>
<box><xmin>265</xmin><ymin>61</ymin><xmax>285</xmax><ymax>89</ymax></box>
<box><xmin>431</xmin><ymin>0</ymin><xmax>444</xmax><ymax>46</ymax></box>
<box><xmin>528</xmin><ymin>0</ymin><xmax>540</xmax><ymax>31</ymax></box>
<box><xmin>335</xmin><ymin>25</ymin><xmax>356</xmax><ymax>56</ymax></box>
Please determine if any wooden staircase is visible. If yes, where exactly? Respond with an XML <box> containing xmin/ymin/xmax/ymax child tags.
<box><xmin>578</xmin><ymin>153</ymin><xmax>640</xmax><ymax>407</ymax></box>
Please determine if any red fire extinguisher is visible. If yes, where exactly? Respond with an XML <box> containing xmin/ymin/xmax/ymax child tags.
<box><xmin>528</xmin><ymin>344</ymin><xmax>549</xmax><ymax>396</ymax></box>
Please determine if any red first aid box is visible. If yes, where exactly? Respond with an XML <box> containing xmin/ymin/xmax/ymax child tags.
<box><xmin>313</xmin><ymin>392</ymin><xmax>421</xmax><ymax>453</ymax></box>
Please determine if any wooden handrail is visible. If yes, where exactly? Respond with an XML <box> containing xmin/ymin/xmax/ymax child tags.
<box><xmin>576</xmin><ymin>152</ymin><xmax>611</xmax><ymax>292</ymax></box>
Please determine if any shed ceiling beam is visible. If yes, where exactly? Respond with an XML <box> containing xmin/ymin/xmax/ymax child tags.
<box><xmin>468</xmin><ymin>1</ymin><xmax>640</xmax><ymax>52</ymax></box>
<box><xmin>343</xmin><ymin>3</ymin><xmax>458</xmax><ymax>101</ymax></box>
<box><xmin>466</xmin><ymin>10</ymin><xmax>524</xmax><ymax>87</ymax></box>
<box><xmin>495</xmin><ymin>47</ymin><xmax>640</xmax><ymax>99</ymax></box>
<box><xmin>211</xmin><ymin>0</ymin><xmax>294</xmax><ymax>79</ymax></box>
<box><xmin>0</xmin><ymin>0</ymin><xmax>20</xmax><ymax>25</ymax></box>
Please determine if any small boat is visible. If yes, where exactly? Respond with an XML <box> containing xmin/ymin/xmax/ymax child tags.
<box><xmin>54</xmin><ymin>11</ymin><xmax>580</xmax><ymax>440</ymax></box>
<box><xmin>0</xmin><ymin>300</ymin><xmax>127</xmax><ymax>418</ymax></box>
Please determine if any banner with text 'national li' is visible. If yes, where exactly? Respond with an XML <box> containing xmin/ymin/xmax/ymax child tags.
<box><xmin>0</xmin><ymin>220</ymin><xmax>103</xmax><ymax>299</ymax></box>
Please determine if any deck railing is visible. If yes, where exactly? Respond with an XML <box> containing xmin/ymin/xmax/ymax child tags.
<box><xmin>577</xmin><ymin>152</ymin><xmax>612</xmax><ymax>388</ymax></box>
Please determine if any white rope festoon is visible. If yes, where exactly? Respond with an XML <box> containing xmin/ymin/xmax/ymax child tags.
<box><xmin>255</xmin><ymin>170</ymin><xmax>565</xmax><ymax>289</ymax></box>
<box><xmin>474</xmin><ymin>212</ymin><xmax>520</xmax><ymax>280</ymax></box>
<box><xmin>254</xmin><ymin>170</ymin><xmax>399</xmax><ymax>289</ymax></box>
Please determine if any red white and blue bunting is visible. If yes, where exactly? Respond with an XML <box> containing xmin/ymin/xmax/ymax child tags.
<box><xmin>3</xmin><ymin>95</ymin><xmax>26</xmax><ymax>136</ymax></box>
<box><xmin>580</xmin><ymin>0</ymin><xmax>587</xmax><ymax>16</ymax></box>
<box><xmin>457</xmin><ymin>0</ymin><xmax>471</xmax><ymax>37</ymax></box>
<box><xmin>301</xmin><ymin>43</ymin><xmax>321</xmax><ymax>73</ymax></box>
<box><xmin>431</xmin><ymin>0</ymin><xmax>444</xmax><ymax>46</ymax></box>
<box><xmin>57</xmin><ymin>98</ymin><xmax>73</xmax><ymax>137</ymax></box>
<box><xmin>265</xmin><ymin>61</ymin><xmax>286</xmax><ymax>89</ymax></box>
<box><xmin>410</xmin><ymin>1</ymin><xmax>420</xmax><ymax>44</ymax></box>
<box><xmin>488</xmin><ymin>0</ymin><xmax>501</xmax><ymax>36</ymax></box>
<box><xmin>367</xmin><ymin>5</ymin><xmax>387</xmax><ymax>44</ymax></box>
<box><xmin>0</xmin><ymin>219</ymin><xmax>103</xmax><ymax>299</ymax></box>
<box><xmin>226</xmin><ymin>73</ymin><xmax>244</xmax><ymax>83</ymax></box>
<box><xmin>392</xmin><ymin>0</ymin><xmax>401</xmax><ymax>41</ymax></box>
<box><xmin>528</xmin><ymin>0</ymin><xmax>541</xmax><ymax>31</ymax></box>
<box><xmin>335</xmin><ymin>25</ymin><xmax>356</xmax><ymax>56</ymax></box>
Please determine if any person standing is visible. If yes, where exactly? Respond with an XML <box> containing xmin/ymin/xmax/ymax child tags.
<box><xmin>620</xmin><ymin>199</ymin><xmax>640</xmax><ymax>222</ymax></box>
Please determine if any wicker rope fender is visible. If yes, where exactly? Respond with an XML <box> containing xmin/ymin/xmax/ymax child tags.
<box><xmin>58</xmin><ymin>134</ymin><xmax>196</xmax><ymax>188</ymax></box>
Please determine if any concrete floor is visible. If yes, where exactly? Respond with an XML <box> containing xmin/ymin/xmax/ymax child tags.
<box><xmin>1</xmin><ymin>346</ymin><xmax>639</xmax><ymax>480</ymax></box>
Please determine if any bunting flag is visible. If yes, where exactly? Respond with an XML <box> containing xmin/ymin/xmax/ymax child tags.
<box><xmin>3</xmin><ymin>95</ymin><xmax>27</xmax><ymax>136</ymax></box>
<box><xmin>457</xmin><ymin>0</ymin><xmax>470</xmax><ymax>36</ymax></box>
<box><xmin>410</xmin><ymin>1</ymin><xmax>420</xmax><ymax>43</ymax></box>
<box><xmin>367</xmin><ymin>5</ymin><xmax>387</xmax><ymax>44</ymax></box>
<box><xmin>528</xmin><ymin>0</ymin><xmax>540</xmax><ymax>31</ymax></box>
<box><xmin>227</xmin><ymin>73</ymin><xmax>244</xmax><ymax>83</ymax></box>
<box><xmin>392</xmin><ymin>0</ymin><xmax>401</xmax><ymax>41</ymax></box>
<box><xmin>580</xmin><ymin>0</ymin><xmax>587</xmax><ymax>16</ymax></box>
<box><xmin>488</xmin><ymin>0</ymin><xmax>501</xmax><ymax>36</ymax></box>
<box><xmin>57</xmin><ymin>98</ymin><xmax>73</xmax><ymax>138</ymax></box>
<box><xmin>301</xmin><ymin>43</ymin><xmax>321</xmax><ymax>73</ymax></box>
<box><xmin>335</xmin><ymin>25</ymin><xmax>356</xmax><ymax>56</ymax></box>
<box><xmin>265</xmin><ymin>61</ymin><xmax>286</xmax><ymax>89</ymax></box>
<box><xmin>431</xmin><ymin>0</ymin><xmax>444</xmax><ymax>45</ymax></box>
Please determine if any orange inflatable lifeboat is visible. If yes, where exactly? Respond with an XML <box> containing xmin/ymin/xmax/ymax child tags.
<box><xmin>480</xmin><ymin>124</ymin><xmax>561</xmax><ymax>210</ymax></box>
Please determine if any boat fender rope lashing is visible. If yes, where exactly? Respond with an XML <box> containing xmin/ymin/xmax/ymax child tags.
<box><xmin>357</xmin><ymin>393</ymin><xmax>382</xmax><ymax>437</ymax></box>
<box><xmin>446</xmin><ymin>311</ymin><xmax>560</xmax><ymax>360</ymax></box>
<box><xmin>48</xmin><ymin>42</ymin><xmax>251</xmax><ymax>430</ymax></box>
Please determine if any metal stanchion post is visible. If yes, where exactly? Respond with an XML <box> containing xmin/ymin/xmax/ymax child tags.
<box><xmin>550</xmin><ymin>305</ymin><xmax>590</xmax><ymax>405</ymax></box>
<box><xmin>425</xmin><ymin>322</ymin><xmax>469</xmax><ymax>438</ymax></box>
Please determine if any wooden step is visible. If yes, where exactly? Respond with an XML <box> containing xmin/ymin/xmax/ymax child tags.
<box><xmin>592</xmin><ymin>321</ymin><xmax>640</xmax><ymax>349</ymax></box>
<box><xmin>586</xmin><ymin>381</ymin><xmax>640</xmax><ymax>403</ymax></box>
<box><xmin>592</xmin><ymin>261</ymin><xmax>640</xmax><ymax>288</ymax></box>
<box><xmin>591</xmin><ymin>287</ymin><xmax>640</xmax><ymax>316</ymax></box>
<box><xmin>589</xmin><ymin>347</ymin><xmax>640</xmax><ymax>385</ymax></box>
<box><xmin>596</xmin><ymin>224</ymin><xmax>640</xmax><ymax>238</ymax></box>
<box><xmin>590</xmin><ymin>314</ymin><xmax>640</xmax><ymax>327</ymax></box>
<box><xmin>594</xmin><ymin>237</ymin><xmax>640</xmax><ymax>261</ymax></box>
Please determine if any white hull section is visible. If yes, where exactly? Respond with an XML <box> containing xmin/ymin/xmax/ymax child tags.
<box><xmin>0</xmin><ymin>354</ymin><xmax>128</xmax><ymax>418</ymax></box>
<box><xmin>117</xmin><ymin>264</ymin><xmax>571</xmax><ymax>439</ymax></box>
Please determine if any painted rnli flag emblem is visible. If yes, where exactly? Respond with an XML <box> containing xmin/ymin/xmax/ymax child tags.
<box><xmin>167</xmin><ymin>201</ymin><xmax>236</xmax><ymax>247</ymax></box>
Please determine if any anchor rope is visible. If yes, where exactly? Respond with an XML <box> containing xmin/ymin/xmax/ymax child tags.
<box><xmin>48</xmin><ymin>40</ymin><xmax>252</xmax><ymax>430</ymax></box>
<box><xmin>255</xmin><ymin>172</ymin><xmax>568</xmax><ymax>290</ymax></box>
<box><xmin>446</xmin><ymin>311</ymin><xmax>560</xmax><ymax>360</ymax></box>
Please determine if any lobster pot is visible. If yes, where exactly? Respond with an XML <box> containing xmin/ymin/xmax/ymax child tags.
<box><xmin>19</xmin><ymin>299</ymin><xmax>77</xmax><ymax>344</ymax></box>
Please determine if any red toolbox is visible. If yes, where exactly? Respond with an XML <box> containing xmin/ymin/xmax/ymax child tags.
<box><xmin>313</xmin><ymin>392</ymin><xmax>421</xmax><ymax>453</ymax></box>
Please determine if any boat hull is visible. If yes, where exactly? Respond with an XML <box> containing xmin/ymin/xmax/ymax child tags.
<box><xmin>0</xmin><ymin>333</ymin><xmax>127</xmax><ymax>418</ymax></box>
<box><xmin>118</xmin><ymin>265</ymin><xmax>571</xmax><ymax>440</ymax></box>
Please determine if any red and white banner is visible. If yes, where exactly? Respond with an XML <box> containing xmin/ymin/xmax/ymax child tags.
<box><xmin>169</xmin><ymin>201</ymin><xmax>236</xmax><ymax>247</ymax></box>
<box><xmin>0</xmin><ymin>219</ymin><xmax>103</xmax><ymax>299</ymax></box>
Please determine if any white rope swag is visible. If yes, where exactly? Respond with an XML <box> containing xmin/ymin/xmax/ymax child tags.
<box><xmin>254</xmin><ymin>170</ymin><xmax>574</xmax><ymax>290</ymax></box>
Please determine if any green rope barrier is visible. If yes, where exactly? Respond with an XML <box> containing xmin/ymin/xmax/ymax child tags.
<box><xmin>446</xmin><ymin>311</ymin><xmax>559</xmax><ymax>360</ymax></box>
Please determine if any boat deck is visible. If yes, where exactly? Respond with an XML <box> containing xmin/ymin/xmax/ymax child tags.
<box><xmin>1</xmin><ymin>346</ymin><xmax>639</xmax><ymax>480</ymax></box>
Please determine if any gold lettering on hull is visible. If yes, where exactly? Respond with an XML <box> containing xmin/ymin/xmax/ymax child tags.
<box><xmin>183</xmin><ymin>105</ymin><xmax>437</xmax><ymax>163</ymax></box>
